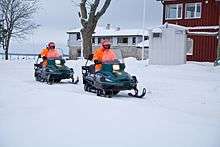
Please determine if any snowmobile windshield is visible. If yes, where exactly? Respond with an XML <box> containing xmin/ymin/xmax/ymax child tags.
<box><xmin>46</xmin><ymin>48</ymin><xmax>63</xmax><ymax>60</ymax></box>
<box><xmin>102</xmin><ymin>49</ymin><xmax>124</xmax><ymax>64</ymax></box>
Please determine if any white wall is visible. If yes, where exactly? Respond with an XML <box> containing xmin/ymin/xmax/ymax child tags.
<box><xmin>67</xmin><ymin>34</ymin><xmax>148</xmax><ymax>47</ymax></box>
<box><xmin>149</xmin><ymin>26</ymin><xmax>187</xmax><ymax>65</ymax></box>
<box><xmin>67</xmin><ymin>34</ymin><xmax>81</xmax><ymax>47</ymax></box>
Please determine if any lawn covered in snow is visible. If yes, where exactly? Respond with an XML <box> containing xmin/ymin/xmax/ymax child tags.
<box><xmin>0</xmin><ymin>58</ymin><xmax>220</xmax><ymax>147</ymax></box>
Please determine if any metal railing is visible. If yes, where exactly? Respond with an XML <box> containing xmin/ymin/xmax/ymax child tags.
<box><xmin>0</xmin><ymin>53</ymin><xmax>69</xmax><ymax>60</ymax></box>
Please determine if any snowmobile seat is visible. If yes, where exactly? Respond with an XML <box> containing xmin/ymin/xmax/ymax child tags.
<box><xmin>89</xmin><ymin>64</ymin><xmax>95</xmax><ymax>74</ymax></box>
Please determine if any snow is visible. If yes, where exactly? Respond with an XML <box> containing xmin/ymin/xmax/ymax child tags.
<box><xmin>188</xmin><ymin>25</ymin><xmax>219</xmax><ymax>30</ymax></box>
<box><xmin>187</xmin><ymin>31</ymin><xmax>219</xmax><ymax>36</ymax></box>
<box><xmin>0</xmin><ymin>58</ymin><xmax>220</xmax><ymax>147</ymax></box>
<box><xmin>163</xmin><ymin>23</ymin><xmax>219</xmax><ymax>31</ymax></box>
<box><xmin>152</xmin><ymin>28</ymin><xmax>162</xmax><ymax>33</ymax></box>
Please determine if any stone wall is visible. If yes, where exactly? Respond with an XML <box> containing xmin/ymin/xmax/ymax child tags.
<box><xmin>69</xmin><ymin>45</ymin><xmax>149</xmax><ymax>60</ymax></box>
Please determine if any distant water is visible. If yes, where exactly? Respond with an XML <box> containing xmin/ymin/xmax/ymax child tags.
<box><xmin>0</xmin><ymin>42</ymin><xmax>69</xmax><ymax>55</ymax></box>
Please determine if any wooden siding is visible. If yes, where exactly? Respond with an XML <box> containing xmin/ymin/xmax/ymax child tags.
<box><xmin>187</xmin><ymin>35</ymin><xmax>218</xmax><ymax>62</ymax></box>
<box><xmin>163</xmin><ymin>0</ymin><xmax>220</xmax><ymax>26</ymax></box>
<box><xmin>162</xmin><ymin>0</ymin><xmax>219</xmax><ymax>62</ymax></box>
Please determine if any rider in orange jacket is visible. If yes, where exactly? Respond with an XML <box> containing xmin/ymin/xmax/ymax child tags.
<box><xmin>39</xmin><ymin>42</ymin><xmax>61</xmax><ymax>67</ymax></box>
<box><xmin>93</xmin><ymin>39</ymin><xmax>116</xmax><ymax>71</ymax></box>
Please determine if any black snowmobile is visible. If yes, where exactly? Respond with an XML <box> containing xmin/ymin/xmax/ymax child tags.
<box><xmin>214</xmin><ymin>58</ymin><xmax>220</xmax><ymax>66</ymax></box>
<box><xmin>82</xmin><ymin>51</ymin><xmax>146</xmax><ymax>98</ymax></box>
<box><xmin>34</xmin><ymin>51</ymin><xmax>79</xmax><ymax>85</ymax></box>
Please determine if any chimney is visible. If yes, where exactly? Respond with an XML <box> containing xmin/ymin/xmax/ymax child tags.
<box><xmin>106</xmin><ymin>24</ymin><xmax>110</xmax><ymax>30</ymax></box>
<box><xmin>116</xmin><ymin>27</ymin><xmax>120</xmax><ymax>31</ymax></box>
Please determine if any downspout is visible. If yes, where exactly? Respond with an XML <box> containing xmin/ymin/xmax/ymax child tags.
<box><xmin>217</xmin><ymin>16</ymin><xmax>220</xmax><ymax>59</ymax></box>
<box><xmin>161</xmin><ymin>1</ymin><xmax>165</xmax><ymax>24</ymax></box>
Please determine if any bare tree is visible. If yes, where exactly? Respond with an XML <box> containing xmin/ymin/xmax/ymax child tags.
<box><xmin>77</xmin><ymin>0</ymin><xmax>111</xmax><ymax>58</ymax></box>
<box><xmin>0</xmin><ymin>0</ymin><xmax>39</xmax><ymax>60</ymax></box>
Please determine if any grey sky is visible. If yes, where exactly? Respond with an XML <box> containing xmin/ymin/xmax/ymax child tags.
<box><xmin>10</xmin><ymin>0</ymin><xmax>162</xmax><ymax>53</ymax></box>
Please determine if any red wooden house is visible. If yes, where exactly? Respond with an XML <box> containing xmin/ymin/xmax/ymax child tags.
<box><xmin>159</xmin><ymin>0</ymin><xmax>219</xmax><ymax>62</ymax></box>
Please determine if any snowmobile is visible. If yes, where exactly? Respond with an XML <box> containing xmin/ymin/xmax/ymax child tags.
<box><xmin>34</xmin><ymin>50</ymin><xmax>79</xmax><ymax>85</ymax></box>
<box><xmin>214</xmin><ymin>58</ymin><xmax>220</xmax><ymax>66</ymax></box>
<box><xmin>82</xmin><ymin>50</ymin><xmax>146</xmax><ymax>98</ymax></box>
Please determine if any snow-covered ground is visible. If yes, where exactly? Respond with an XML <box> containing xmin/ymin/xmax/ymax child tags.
<box><xmin>0</xmin><ymin>58</ymin><xmax>220</xmax><ymax>147</ymax></box>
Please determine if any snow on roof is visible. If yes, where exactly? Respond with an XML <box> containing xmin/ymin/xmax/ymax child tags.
<box><xmin>165</xmin><ymin>23</ymin><xmax>187</xmax><ymax>30</ymax></box>
<box><xmin>150</xmin><ymin>23</ymin><xmax>187</xmax><ymax>33</ymax></box>
<box><xmin>66</xmin><ymin>28</ymin><xmax>81</xmax><ymax>34</ymax></box>
<box><xmin>187</xmin><ymin>31</ymin><xmax>219</xmax><ymax>36</ymax></box>
<box><xmin>152</xmin><ymin>28</ymin><xmax>162</xmax><ymax>33</ymax></box>
<box><xmin>67</xmin><ymin>26</ymin><xmax>149</xmax><ymax>36</ymax></box>
<box><xmin>163</xmin><ymin>23</ymin><xmax>219</xmax><ymax>31</ymax></box>
<box><xmin>188</xmin><ymin>25</ymin><xmax>219</xmax><ymax>30</ymax></box>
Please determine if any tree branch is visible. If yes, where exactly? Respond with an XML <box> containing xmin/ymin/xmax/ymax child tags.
<box><xmin>87</xmin><ymin>0</ymin><xmax>100</xmax><ymax>24</ymax></box>
<box><xmin>79</xmin><ymin>0</ymin><xmax>87</xmax><ymax>19</ymax></box>
<box><xmin>95</xmin><ymin>0</ymin><xmax>111</xmax><ymax>19</ymax></box>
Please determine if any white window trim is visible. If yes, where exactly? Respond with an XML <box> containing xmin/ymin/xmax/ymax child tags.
<box><xmin>165</xmin><ymin>4</ymin><xmax>183</xmax><ymax>20</ymax></box>
<box><xmin>185</xmin><ymin>2</ymin><xmax>202</xmax><ymax>19</ymax></box>
<box><xmin>187</xmin><ymin>38</ymin><xmax>194</xmax><ymax>55</ymax></box>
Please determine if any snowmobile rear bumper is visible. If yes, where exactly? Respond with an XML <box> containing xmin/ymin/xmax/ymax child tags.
<box><xmin>97</xmin><ymin>81</ymin><xmax>137</xmax><ymax>91</ymax></box>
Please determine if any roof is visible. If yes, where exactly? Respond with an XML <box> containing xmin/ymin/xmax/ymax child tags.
<box><xmin>67</xmin><ymin>26</ymin><xmax>149</xmax><ymax>37</ymax></box>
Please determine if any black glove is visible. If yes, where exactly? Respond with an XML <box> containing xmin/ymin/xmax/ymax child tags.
<box><xmin>94</xmin><ymin>60</ymin><xmax>101</xmax><ymax>64</ymax></box>
<box><xmin>38</xmin><ymin>54</ymin><xmax>41</xmax><ymax>58</ymax></box>
<box><xmin>42</xmin><ymin>56</ymin><xmax>47</xmax><ymax>60</ymax></box>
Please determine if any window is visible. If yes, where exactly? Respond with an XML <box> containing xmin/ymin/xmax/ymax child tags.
<box><xmin>76</xmin><ymin>32</ymin><xmax>81</xmax><ymax>40</ymax></box>
<box><xmin>185</xmin><ymin>3</ymin><xmax>201</xmax><ymax>19</ymax></box>
<box><xmin>98</xmin><ymin>37</ymin><xmax>112</xmax><ymax>44</ymax></box>
<box><xmin>153</xmin><ymin>33</ymin><xmax>161</xmax><ymax>38</ymax></box>
<box><xmin>132</xmin><ymin>37</ymin><xmax>136</xmax><ymax>44</ymax></box>
<box><xmin>165</xmin><ymin>4</ymin><xmax>182</xmax><ymax>19</ymax></box>
<box><xmin>117</xmin><ymin>37</ymin><xmax>128</xmax><ymax>44</ymax></box>
<box><xmin>187</xmin><ymin>38</ymin><xmax>193</xmax><ymax>55</ymax></box>
<box><xmin>98</xmin><ymin>38</ymin><xmax>102</xmax><ymax>44</ymax></box>
<box><xmin>144</xmin><ymin>36</ymin><xmax>149</xmax><ymax>40</ymax></box>
<box><xmin>92</xmin><ymin>37</ymin><xmax>95</xmax><ymax>44</ymax></box>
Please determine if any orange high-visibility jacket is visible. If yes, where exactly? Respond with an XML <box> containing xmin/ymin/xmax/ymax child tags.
<box><xmin>93</xmin><ymin>47</ymin><xmax>116</xmax><ymax>71</ymax></box>
<box><xmin>40</xmin><ymin>48</ymin><xmax>61</xmax><ymax>67</ymax></box>
<box><xmin>40</xmin><ymin>48</ymin><xmax>60</xmax><ymax>58</ymax></box>
<box><xmin>40</xmin><ymin>48</ymin><xmax>49</xmax><ymax>57</ymax></box>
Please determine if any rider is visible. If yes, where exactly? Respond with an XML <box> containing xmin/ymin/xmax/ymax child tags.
<box><xmin>93</xmin><ymin>39</ymin><xmax>116</xmax><ymax>71</ymax></box>
<box><xmin>39</xmin><ymin>42</ymin><xmax>61</xmax><ymax>67</ymax></box>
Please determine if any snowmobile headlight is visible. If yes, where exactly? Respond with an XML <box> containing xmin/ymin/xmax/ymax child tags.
<box><xmin>100</xmin><ymin>76</ymin><xmax>113</xmax><ymax>82</ymax></box>
<box><xmin>55</xmin><ymin>60</ymin><xmax>61</xmax><ymax>65</ymax></box>
<box><xmin>105</xmin><ymin>78</ymin><xmax>113</xmax><ymax>82</ymax></box>
<box><xmin>48</xmin><ymin>69</ymin><xmax>54</xmax><ymax>72</ymax></box>
<box><xmin>113</xmin><ymin>64</ymin><xmax>120</xmax><ymax>71</ymax></box>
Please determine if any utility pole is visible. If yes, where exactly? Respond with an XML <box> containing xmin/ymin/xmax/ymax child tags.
<box><xmin>217</xmin><ymin>16</ymin><xmax>220</xmax><ymax>59</ymax></box>
<box><xmin>142</xmin><ymin>0</ymin><xmax>146</xmax><ymax>60</ymax></box>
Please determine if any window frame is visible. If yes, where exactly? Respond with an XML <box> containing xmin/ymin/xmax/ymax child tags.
<box><xmin>165</xmin><ymin>4</ymin><xmax>183</xmax><ymax>20</ymax></box>
<box><xmin>117</xmin><ymin>37</ymin><xmax>128</xmax><ymax>45</ymax></box>
<box><xmin>76</xmin><ymin>32</ymin><xmax>81</xmax><ymax>40</ymax></box>
<box><xmin>98</xmin><ymin>37</ymin><xmax>113</xmax><ymax>44</ymax></box>
<box><xmin>185</xmin><ymin>2</ymin><xmax>202</xmax><ymax>19</ymax></box>
<box><xmin>186</xmin><ymin>38</ymin><xmax>194</xmax><ymax>55</ymax></box>
<box><xmin>132</xmin><ymin>37</ymin><xmax>136</xmax><ymax>45</ymax></box>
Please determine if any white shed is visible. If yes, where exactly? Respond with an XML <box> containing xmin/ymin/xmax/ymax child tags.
<box><xmin>149</xmin><ymin>23</ymin><xmax>187</xmax><ymax>65</ymax></box>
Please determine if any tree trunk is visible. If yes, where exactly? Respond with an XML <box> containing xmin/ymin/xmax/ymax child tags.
<box><xmin>5</xmin><ymin>49</ymin><xmax>8</xmax><ymax>60</ymax></box>
<box><xmin>78</xmin><ymin>0</ymin><xmax>111</xmax><ymax>59</ymax></box>
<box><xmin>4</xmin><ymin>35</ymin><xmax>11</xmax><ymax>60</ymax></box>
<box><xmin>81</xmin><ymin>29</ymin><xmax>93</xmax><ymax>59</ymax></box>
